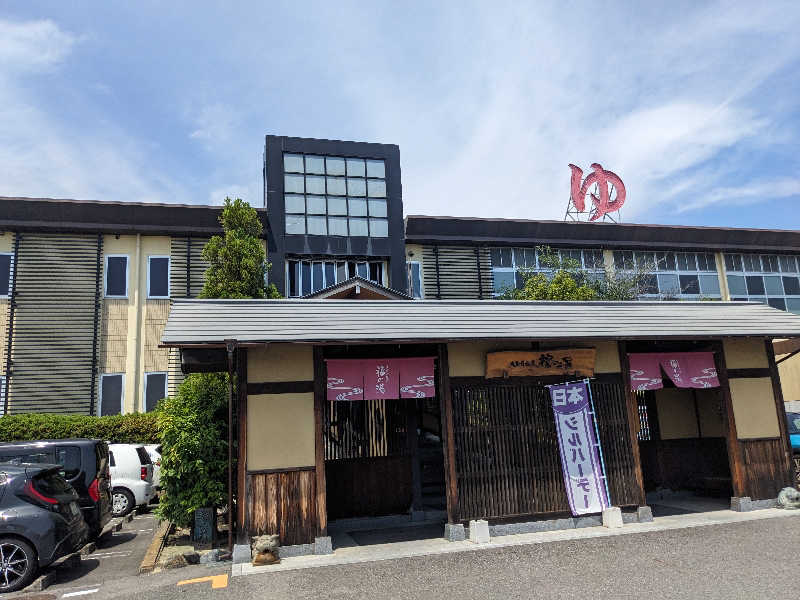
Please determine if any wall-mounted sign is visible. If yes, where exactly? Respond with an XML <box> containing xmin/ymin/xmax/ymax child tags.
<box><xmin>567</xmin><ymin>163</ymin><xmax>626</xmax><ymax>222</ymax></box>
<box><xmin>485</xmin><ymin>349</ymin><xmax>596</xmax><ymax>379</ymax></box>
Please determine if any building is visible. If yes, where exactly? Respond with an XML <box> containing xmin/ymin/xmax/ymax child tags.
<box><xmin>1</xmin><ymin>134</ymin><xmax>800</xmax><ymax>417</ymax></box>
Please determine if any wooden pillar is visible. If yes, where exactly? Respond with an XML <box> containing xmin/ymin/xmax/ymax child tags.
<box><xmin>437</xmin><ymin>343</ymin><xmax>459</xmax><ymax>523</ymax></box>
<box><xmin>312</xmin><ymin>346</ymin><xmax>328</xmax><ymax>537</ymax></box>
<box><xmin>235</xmin><ymin>348</ymin><xmax>248</xmax><ymax>544</ymax></box>
<box><xmin>711</xmin><ymin>340</ymin><xmax>746</xmax><ymax>498</ymax></box>
<box><xmin>407</xmin><ymin>399</ymin><xmax>423</xmax><ymax>512</ymax></box>
<box><xmin>764</xmin><ymin>338</ymin><xmax>794</xmax><ymax>487</ymax></box>
<box><xmin>617</xmin><ymin>341</ymin><xmax>646</xmax><ymax>506</ymax></box>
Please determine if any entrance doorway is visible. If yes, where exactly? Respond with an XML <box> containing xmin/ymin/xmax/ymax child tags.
<box><xmin>636</xmin><ymin>386</ymin><xmax>732</xmax><ymax>516</ymax></box>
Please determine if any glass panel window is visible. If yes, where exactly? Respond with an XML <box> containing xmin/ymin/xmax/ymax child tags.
<box><xmin>584</xmin><ymin>250</ymin><xmax>603</xmax><ymax>269</ymax></box>
<box><xmin>768</xmin><ymin>297</ymin><xmax>787</xmax><ymax>311</ymax></box>
<box><xmin>285</xmin><ymin>194</ymin><xmax>305</xmax><ymax>213</ymax></box>
<box><xmin>782</xmin><ymin>276</ymin><xmax>800</xmax><ymax>295</ymax></box>
<box><xmin>525</xmin><ymin>248</ymin><xmax>538</xmax><ymax>268</ymax></box>
<box><xmin>787</xmin><ymin>298</ymin><xmax>800</xmax><ymax>315</ymax></box>
<box><xmin>349</xmin><ymin>217</ymin><xmax>368</xmax><ymax>236</ymax></box>
<box><xmin>327</xmin><ymin>197</ymin><xmax>347</xmax><ymax>215</ymax></box>
<box><xmin>369</xmin><ymin>263</ymin><xmax>382</xmax><ymax>284</ymax></box>
<box><xmin>656</xmin><ymin>252</ymin><xmax>676</xmax><ymax>271</ymax></box>
<box><xmin>346</xmin><ymin>158</ymin><xmax>365</xmax><ymax>176</ymax></box>
<box><xmin>347</xmin><ymin>178</ymin><xmax>366</xmax><ymax>196</ymax></box>
<box><xmin>328</xmin><ymin>217</ymin><xmax>348</xmax><ymax>236</ymax></box>
<box><xmin>699</xmin><ymin>274</ymin><xmax>721</xmax><ymax>296</ymax></box>
<box><xmin>0</xmin><ymin>253</ymin><xmax>11</xmax><ymax>297</ymax></box>
<box><xmin>613</xmin><ymin>251</ymin><xmax>634</xmax><ymax>270</ymax></box>
<box><xmin>745</xmin><ymin>275</ymin><xmax>765</xmax><ymax>295</ymax></box>
<box><xmin>725</xmin><ymin>254</ymin><xmax>742</xmax><ymax>272</ymax></box>
<box><xmin>407</xmin><ymin>262</ymin><xmax>422</xmax><ymax>299</ymax></box>
<box><xmin>657</xmin><ymin>274</ymin><xmax>680</xmax><ymax>296</ymax></box>
<box><xmin>147</xmin><ymin>257</ymin><xmax>170</xmax><ymax>298</ymax></box>
<box><xmin>367</xmin><ymin>179</ymin><xmax>387</xmax><ymax>198</ymax></box>
<box><xmin>99</xmin><ymin>374</ymin><xmax>124</xmax><ymax>416</ymax></box>
<box><xmin>305</xmin><ymin>175</ymin><xmax>325</xmax><ymax>195</ymax></box>
<box><xmin>285</xmin><ymin>214</ymin><xmax>305</xmax><ymax>234</ymax></box>
<box><xmin>742</xmin><ymin>255</ymin><xmax>759</xmax><ymax>272</ymax></box>
<box><xmin>697</xmin><ymin>253</ymin><xmax>716</xmax><ymax>272</ymax></box>
<box><xmin>369</xmin><ymin>218</ymin><xmax>388</xmax><ymax>237</ymax></box>
<box><xmin>368</xmin><ymin>199</ymin><xmax>387</xmax><ymax>218</ymax></box>
<box><xmin>305</xmin><ymin>155</ymin><xmax>325</xmax><ymax>174</ymax></box>
<box><xmin>306</xmin><ymin>195</ymin><xmax>326</xmax><ymax>214</ymax></box>
<box><xmin>641</xmin><ymin>274</ymin><xmax>658</xmax><ymax>294</ymax></box>
<box><xmin>283</xmin><ymin>153</ymin><xmax>304</xmax><ymax>173</ymax></box>
<box><xmin>635</xmin><ymin>252</ymin><xmax>655</xmax><ymax>270</ymax></box>
<box><xmin>348</xmin><ymin>198</ymin><xmax>367</xmax><ymax>216</ymax></box>
<box><xmin>366</xmin><ymin>159</ymin><xmax>385</xmax><ymax>178</ymax></box>
<box><xmin>327</xmin><ymin>177</ymin><xmax>346</xmax><ymax>196</ymax></box>
<box><xmin>493</xmin><ymin>271</ymin><xmax>516</xmax><ymax>294</ymax></box>
<box><xmin>779</xmin><ymin>255</ymin><xmax>797</xmax><ymax>273</ymax></box>
<box><xmin>491</xmin><ymin>248</ymin><xmax>513</xmax><ymax>268</ymax></box>
<box><xmin>301</xmin><ymin>262</ymin><xmax>312</xmax><ymax>296</ymax></box>
<box><xmin>144</xmin><ymin>373</ymin><xmax>167</xmax><ymax>412</ymax></box>
<box><xmin>336</xmin><ymin>262</ymin><xmax>347</xmax><ymax>282</ymax></box>
<box><xmin>727</xmin><ymin>275</ymin><xmax>747</xmax><ymax>296</ymax></box>
<box><xmin>513</xmin><ymin>249</ymin><xmax>528</xmax><ymax>268</ymax></box>
<box><xmin>764</xmin><ymin>275</ymin><xmax>784</xmax><ymax>296</ymax></box>
<box><xmin>356</xmin><ymin>263</ymin><xmax>368</xmax><ymax>278</ymax></box>
<box><xmin>763</xmin><ymin>255</ymin><xmax>779</xmax><ymax>273</ymax></box>
<box><xmin>105</xmin><ymin>255</ymin><xmax>128</xmax><ymax>297</ymax></box>
<box><xmin>679</xmin><ymin>274</ymin><xmax>700</xmax><ymax>295</ymax></box>
<box><xmin>288</xmin><ymin>261</ymin><xmax>299</xmax><ymax>296</ymax></box>
<box><xmin>326</xmin><ymin>156</ymin><xmax>345</xmax><ymax>176</ymax></box>
<box><xmin>284</xmin><ymin>173</ymin><xmax>305</xmax><ymax>193</ymax></box>
<box><xmin>307</xmin><ymin>215</ymin><xmax>327</xmax><ymax>235</ymax></box>
<box><xmin>677</xmin><ymin>253</ymin><xmax>697</xmax><ymax>271</ymax></box>
<box><xmin>312</xmin><ymin>262</ymin><xmax>324</xmax><ymax>292</ymax></box>
<box><xmin>324</xmin><ymin>262</ymin><xmax>336</xmax><ymax>287</ymax></box>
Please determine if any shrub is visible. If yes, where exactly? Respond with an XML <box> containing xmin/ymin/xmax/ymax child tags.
<box><xmin>156</xmin><ymin>373</ymin><xmax>228</xmax><ymax>529</ymax></box>
<box><xmin>0</xmin><ymin>412</ymin><xmax>159</xmax><ymax>444</ymax></box>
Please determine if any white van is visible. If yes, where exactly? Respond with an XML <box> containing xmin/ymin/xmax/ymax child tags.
<box><xmin>108</xmin><ymin>444</ymin><xmax>155</xmax><ymax>517</ymax></box>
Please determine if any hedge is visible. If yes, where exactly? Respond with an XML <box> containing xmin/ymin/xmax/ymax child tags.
<box><xmin>0</xmin><ymin>412</ymin><xmax>160</xmax><ymax>444</ymax></box>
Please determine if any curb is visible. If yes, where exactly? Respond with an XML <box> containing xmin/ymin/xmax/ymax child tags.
<box><xmin>139</xmin><ymin>519</ymin><xmax>172</xmax><ymax>574</ymax></box>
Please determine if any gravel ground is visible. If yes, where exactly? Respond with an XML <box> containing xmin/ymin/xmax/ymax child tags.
<box><xmin>65</xmin><ymin>515</ymin><xmax>800</xmax><ymax>600</ymax></box>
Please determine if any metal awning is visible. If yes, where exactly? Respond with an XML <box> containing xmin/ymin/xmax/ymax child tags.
<box><xmin>161</xmin><ymin>299</ymin><xmax>800</xmax><ymax>347</ymax></box>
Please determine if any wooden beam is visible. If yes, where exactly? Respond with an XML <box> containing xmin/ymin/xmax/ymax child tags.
<box><xmin>312</xmin><ymin>346</ymin><xmax>328</xmax><ymax>537</ymax></box>
<box><xmin>437</xmin><ymin>343</ymin><xmax>459</xmax><ymax>523</ymax></box>
<box><xmin>727</xmin><ymin>368</ymin><xmax>772</xmax><ymax>379</ymax></box>
<box><xmin>712</xmin><ymin>340</ymin><xmax>746</xmax><ymax>498</ymax></box>
<box><xmin>236</xmin><ymin>348</ymin><xmax>248</xmax><ymax>544</ymax></box>
<box><xmin>407</xmin><ymin>399</ymin><xmax>423</xmax><ymax>512</ymax></box>
<box><xmin>247</xmin><ymin>380</ymin><xmax>315</xmax><ymax>395</ymax></box>
<box><xmin>764</xmin><ymin>339</ymin><xmax>794</xmax><ymax>488</ymax></box>
<box><xmin>617</xmin><ymin>341</ymin><xmax>646</xmax><ymax>506</ymax></box>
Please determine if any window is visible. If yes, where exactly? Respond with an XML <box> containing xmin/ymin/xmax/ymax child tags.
<box><xmin>54</xmin><ymin>446</ymin><xmax>82</xmax><ymax>480</ymax></box>
<box><xmin>0</xmin><ymin>253</ymin><xmax>12</xmax><ymax>297</ymax></box>
<box><xmin>491</xmin><ymin>247</ymin><xmax>605</xmax><ymax>296</ymax></box>
<box><xmin>99</xmin><ymin>374</ymin><xmax>124</xmax><ymax>416</ymax></box>
<box><xmin>407</xmin><ymin>262</ymin><xmax>423</xmax><ymax>299</ymax></box>
<box><xmin>147</xmin><ymin>256</ymin><xmax>170</xmax><ymax>298</ymax></box>
<box><xmin>144</xmin><ymin>372</ymin><xmax>167</xmax><ymax>412</ymax></box>
<box><xmin>0</xmin><ymin>375</ymin><xmax>4</xmax><ymax>416</ymax></box>
<box><xmin>282</xmin><ymin>152</ymin><xmax>389</xmax><ymax>238</ymax></box>
<box><xmin>286</xmin><ymin>259</ymin><xmax>386</xmax><ymax>297</ymax></box>
<box><xmin>724</xmin><ymin>253</ymin><xmax>800</xmax><ymax>311</ymax></box>
<box><xmin>104</xmin><ymin>255</ymin><xmax>128</xmax><ymax>298</ymax></box>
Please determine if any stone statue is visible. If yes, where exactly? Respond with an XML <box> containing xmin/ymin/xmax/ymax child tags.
<box><xmin>252</xmin><ymin>534</ymin><xmax>280</xmax><ymax>565</ymax></box>
<box><xmin>777</xmin><ymin>487</ymin><xmax>800</xmax><ymax>509</ymax></box>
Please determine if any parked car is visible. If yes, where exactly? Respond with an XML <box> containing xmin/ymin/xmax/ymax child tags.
<box><xmin>108</xmin><ymin>444</ymin><xmax>154</xmax><ymax>517</ymax></box>
<box><xmin>0</xmin><ymin>464</ymin><xmax>89</xmax><ymax>593</ymax></box>
<box><xmin>144</xmin><ymin>444</ymin><xmax>162</xmax><ymax>491</ymax></box>
<box><xmin>787</xmin><ymin>412</ymin><xmax>800</xmax><ymax>483</ymax></box>
<box><xmin>0</xmin><ymin>440</ymin><xmax>112</xmax><ymax>538</ymax></box>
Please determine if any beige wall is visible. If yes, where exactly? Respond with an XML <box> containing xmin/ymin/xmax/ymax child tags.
<box><xmin>656</xmin><ymin>388</ymin><xmax>699</xmax><ymax>439</ymax></box>
<box><xmin>247</xmin><ymin>393</ymin><xmax>315</xmax><ymax>471</ymax></box>
<box><xmin>723</xmin><ymin>338</ymin><xmax>768</xmax><ymax>369</ymax></box>
<box><xmin>248</xmin><ymin>344</ymin><xmax>314</xmax><ymax>382</ymax></box>
<box><xmin>730</xmin><ymin>377</ymin><xmax>780</xmax><ymax>439</ymax></box>
<box><xmin>0</xmin><ymin>232</ymin><xmax>12</xmax><ymax>253</ymax></box>
<box><xmin>777</xmin><ymin>352</ymin><xmax>800</xmax><ymax>403</ymax></box>
<box><xmin>447</xmin><ymin>340</ymin><xmax>620</xmax><ymax>377</ymax></box>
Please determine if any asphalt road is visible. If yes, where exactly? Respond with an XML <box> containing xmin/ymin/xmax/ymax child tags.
<box><xmin>26</xmin><ymin>514</ymin><xmax>800</xmax><ymax>600</ymax></box>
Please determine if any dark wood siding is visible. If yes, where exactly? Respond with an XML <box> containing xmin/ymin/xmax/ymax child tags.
<box><xmin>169</xmin><ymin>237</ymin><xmax>210</xmax><ymax>299</ymax></box>
<box><xmin>421</xmin><ymin>245</ymin><xmax>491</xmax><ymax>299</ymax></box>
<box><xmin>451</xmin><ymin>378</ymin><xmax>640</xmax><ymax>522</ymax></box>
<box><xmin>740</xmin><ymin>437</ymin><xmax>793</xmax><ymax>500</ymax></box>
<box><xmin>247</xmin><ymin>468</ymin><xmax>316</xmax><ymax>545</ymax></box>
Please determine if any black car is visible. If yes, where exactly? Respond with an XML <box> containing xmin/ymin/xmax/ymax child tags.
<box><xmin>0</xmin><ymin>464</ymin><xmax>89</xmax><ymax>593</ymax></box>
<box><xmin>0</xmin><ymin>440</ymin><xmax>112</xmax><ymax>538</ymax></box>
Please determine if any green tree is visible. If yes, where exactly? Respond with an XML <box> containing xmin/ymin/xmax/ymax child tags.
<box><xmin>199</xmin><ymin>197</ymin><xmax>281</xmax><ymax>299</ymax></box>
<box><xmin>500</xmin><ymin>246</ymin><xmax>650</xmax><ymax>301</ymax></box>
<box><xmin>155</xmin><ymin>373</ymin><xmax>228</xmax><ymax>529</ymax></box>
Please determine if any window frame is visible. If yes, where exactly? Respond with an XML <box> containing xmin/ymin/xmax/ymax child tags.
<box><xmin>98</xmin><ymin>373</ymin><xmax>125</xmax><ymax>416</ymax></box>
<box><xmin>143</xmin><ymin>371</ymin><xmax>168</xmax><ymax>412</ymax></box>
<box><xmin>407</xmin><ymin>261</ymin><xmax>423</xmax><ymax>299</ymax></box>
<box><xmin>0</xmin><ymin>252</ymin><xmax>12</xmax><ymax>299</ymax></box>
<box><xmin>147</xmin><ymin>255</ymin><xmax>171</xmax><ymax>299</ymax></box>
<box><xmin>104</xmin><ymin>254</ymin><xmax>129</xmax><ymax>298</ymax></box>
<box><xmin>490</xmin><ymin>247</ymin><xmax>605</xmax><ymax>297</ymax></box>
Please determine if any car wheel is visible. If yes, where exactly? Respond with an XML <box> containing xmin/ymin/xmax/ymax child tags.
<box><xmin>111</xmin><ymin>489</ymin><xmax>135</xmax><ymax>517</ymax></box>
<box><xmin>0</xmin><ymin>537</ymin><xmax>37</xmax><ymax>593</ymax></box>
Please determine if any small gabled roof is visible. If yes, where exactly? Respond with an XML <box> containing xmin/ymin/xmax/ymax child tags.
<box><xmin>302</xmin><ymin>276</ymin><xmax>412</xmax><ymax>300</ymax></box>
<box><xmin>162</xmin><ymin>299</ymin><xmax>800</xmax><ymax>347</ymax></box>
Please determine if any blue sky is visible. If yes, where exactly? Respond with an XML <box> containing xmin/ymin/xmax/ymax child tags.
<box><xmin>1</xmin><ymin>1</ymin><xmax>799</xmax><ymax>229</ymax></box>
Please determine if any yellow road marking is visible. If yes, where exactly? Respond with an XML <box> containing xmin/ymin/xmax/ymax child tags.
<box><xmin>177</xmin><ymin>574</ymin><xmax>229</xmax><ymax>589</ymax></box>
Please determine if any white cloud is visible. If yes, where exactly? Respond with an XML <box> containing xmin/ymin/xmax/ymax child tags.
<box><xmin>189</xmin><ymin>103</ymin><xmax>241</xmax><ymax>147</ymax></box>
<box><xmin>0</xmin><ymin>19</ymin><xmax>76</xmax><ymax>73</ymax></box>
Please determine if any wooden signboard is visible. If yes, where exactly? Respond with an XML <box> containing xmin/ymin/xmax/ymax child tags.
<box><xmin>485</xmin><ymin>349</ymin><xmax>596</xmax><ymax>379</ymax></box>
